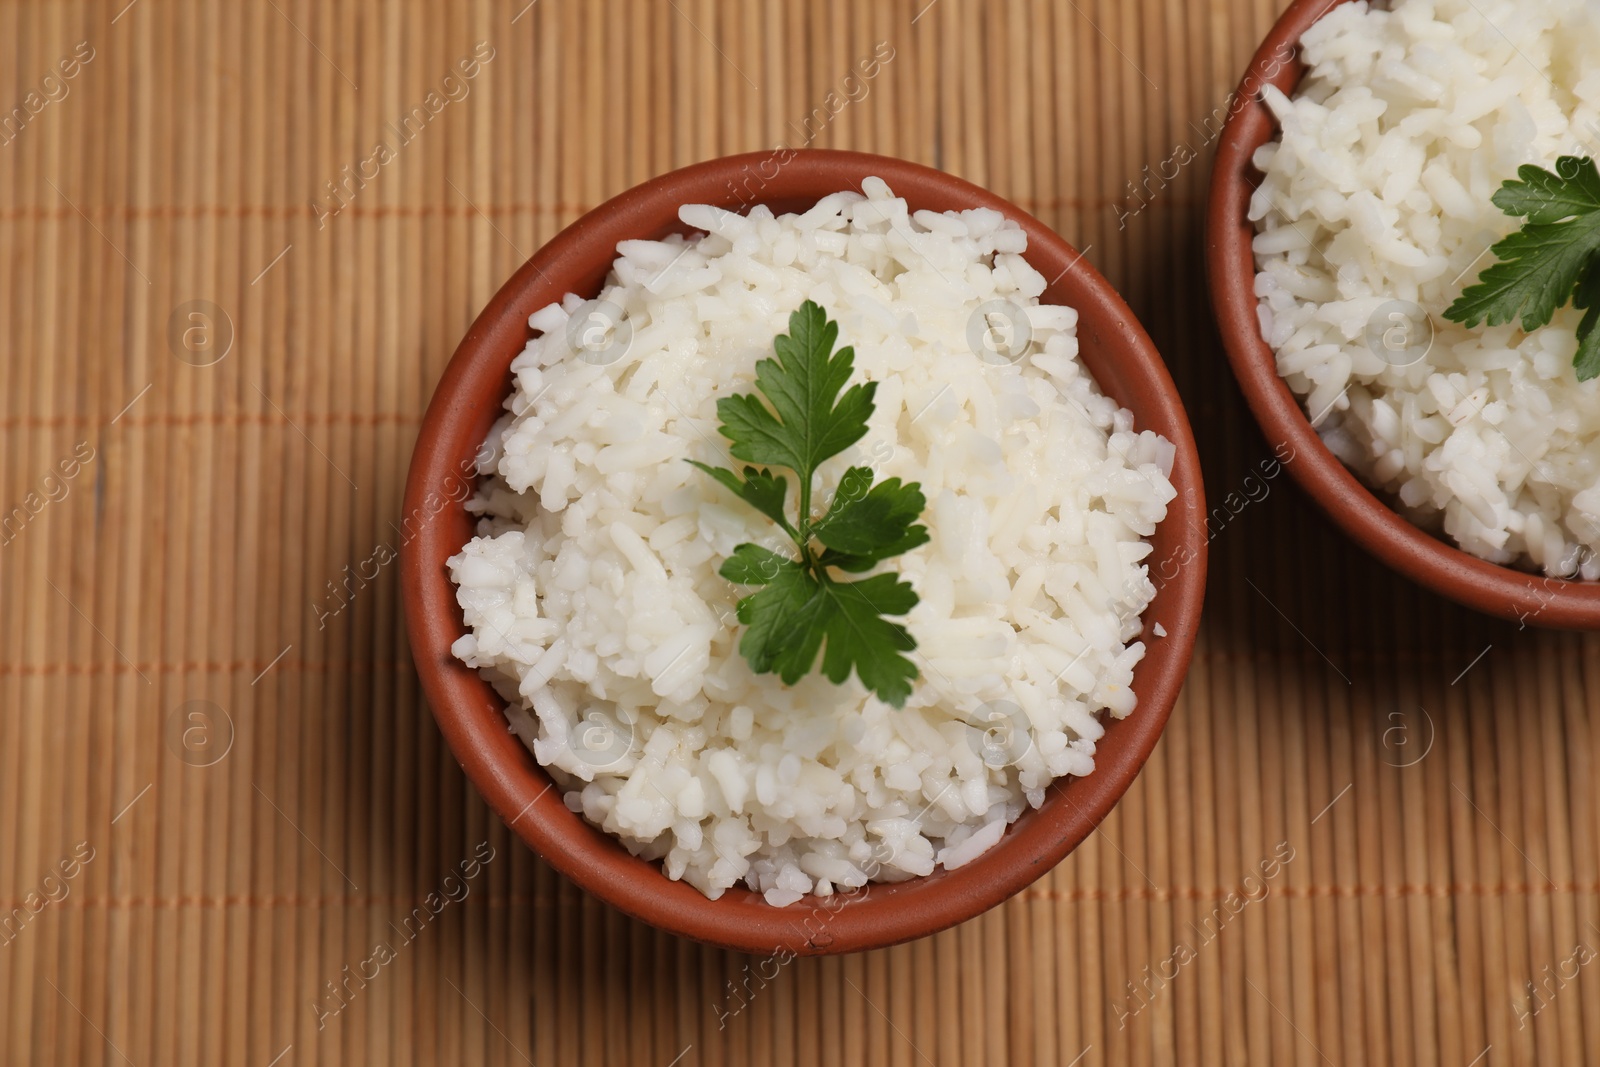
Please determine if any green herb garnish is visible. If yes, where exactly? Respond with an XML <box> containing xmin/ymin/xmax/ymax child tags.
<box><xmin>689</xmin><ymin>301</ymin><xmax>927</xmax><ymax>707</ymax></box>
<box><xmin>1445</xmin><ymin>155</ymin><xmax>1600</xmax><ymax>381</ymax></box>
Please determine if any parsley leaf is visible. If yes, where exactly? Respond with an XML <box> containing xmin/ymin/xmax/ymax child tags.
<box><xmin>1574</xmin><ymin>266</ymin><xmax>1600</xmax><ymax>381</ymax></box>
<box><xmin>686</xmin><ymin>462</ymin><xmax>794</xmax><ymax>535</ymax></box>
<box><xmin>691</xmin><ymin>301</ymin><xmax>925</xmax><ymax>707</ymax></box>
<box><xmin>813</xmin><ymin>467</ymin><xmax>930</xmax><ymax>573</ymax></box>
<box><xmin>816</xmin><ymin>574</ymin><xmax>919</xmax><ymax>708</ymax></box>
<box><xmin>716</xmin><ymin>302</ymin><xmax>876</xmax><ymax>493</ymax></box>
<box><xmin>1444</xmin><ymin>156</ymin><xmax>1600</xmax><ymax>381</ymax></box>
<box><xmin>1491</xmin><ymin>156</ymin><xmax>1600</xmax><ymax>223</ymax></box>
<box><xmin>728</xmin><ymin>555</ymin><xmax>829</xmax><ymax>680</ymax></box>
<box><xmin>719</xmin><ymin>542</ymin><xmax>793</xmax><ymax>586</ymax></box>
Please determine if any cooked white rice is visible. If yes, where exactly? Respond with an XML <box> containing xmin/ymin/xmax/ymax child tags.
<box><xmin>449</xmin><ymin>177</ymin><xmax>1176</xmax><ymax>905</ymax></box>
<box><xmin>1252</xmin><ymin>0</ymin><xmax>1600</xmax><ymax>577</ymax></box>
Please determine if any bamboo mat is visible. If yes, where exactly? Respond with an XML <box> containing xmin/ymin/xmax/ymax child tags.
<box><xmin>3</xmin><ymin>0</ymin><xmax>1599</xmax><ymax>1064</ymax></box>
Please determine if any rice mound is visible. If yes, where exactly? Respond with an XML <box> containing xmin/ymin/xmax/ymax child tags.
<box><xmin>449</xmin><ymin>177</ymin><xmax>1176</xmax><ymax>905</ymax></box>
<box><xmin>1252</xmin><ymin>0</ymin><xmax>1600</xmax><ymax>577</ymax></box>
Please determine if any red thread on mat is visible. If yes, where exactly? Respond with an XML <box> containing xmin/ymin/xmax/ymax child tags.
<box><xmin>1015</xmin><ymin>880</ymin><xmax>1590</xmax><ymax>904</ymax></box>
<box><xmin>0</xmin><ymin>196</ymin><xmax>1179</xmax><ymax>224</ymax></box>
<box><xmin>0</xmin><ymin>659</ymin><xmax>412</xmax><ymax>678</ymax></box>
<box><xmin>3</xmin><ymin>881</ymin><xmax>1588</xmax><ymax>912</ymax></box>
<box><xmin>0</xmin><ymin>202</ymin><xmax>597</xmax><ymax>222</ymax></box>
<box><xmin>1</xmin><ymin>412</ymin><xmax>421</xmax><ymax>431</ymax></box>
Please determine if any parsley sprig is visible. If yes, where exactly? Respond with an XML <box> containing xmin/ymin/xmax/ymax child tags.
<box><xmin>1445</xmin><ymin>155</ymin><xmax>1600</xmax><ymax>380</ymax></box>
<box><xmin>689</xmin><ymin>301</ymin><xmax>928</xmax><ymax>707</ymax></box>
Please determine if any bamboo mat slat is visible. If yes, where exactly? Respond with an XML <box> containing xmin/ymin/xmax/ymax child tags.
<box><xmin>3</xmin><ymin>0</ymin><xmax>1600</xmax><ymax>1064</ymax></box>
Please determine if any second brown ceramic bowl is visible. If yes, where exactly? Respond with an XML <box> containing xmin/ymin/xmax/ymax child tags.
<box><xmin>1208</xmin><ymin>0</ymin><xmax>1600</xmax><ymax>628</ymax></box>
<box><xmin>404</xmin><ymin>149</ymin><xmax>1207</xmax><ymax>954</ymax></box>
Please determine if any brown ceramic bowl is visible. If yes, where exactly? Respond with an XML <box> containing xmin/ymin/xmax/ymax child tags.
<box><xmin>403</xmin><ymin>149</ymin><xmax>1207</xmax><ymax>954</ymax></box>
<box><xmin>1208</xmin><ymin>0</ymin><xmax>1600</xmax><ymax>628</ymax></box>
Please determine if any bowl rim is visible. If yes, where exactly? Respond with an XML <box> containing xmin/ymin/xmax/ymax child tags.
<box><xmin>402</xmin><ymin>148</ymin><xmax>1208</xmax><ymax>954</ymax></box>
<box><xmin>1206</xmin><ymin>0</ymin><xmax>1600</xmax><ymax>629</ymax></box>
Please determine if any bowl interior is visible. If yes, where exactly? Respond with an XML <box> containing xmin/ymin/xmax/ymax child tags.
<box><xmin>403</xmin><ymin>149</ymin><xmax>1208</xmax><ymax>954</ymax></box>
<box><xmin>1206</xmin><ymin>0</ymin><xmax>1600</xmax><ymax>628</ymax></box>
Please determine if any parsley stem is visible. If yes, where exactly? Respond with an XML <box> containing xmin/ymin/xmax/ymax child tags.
<box><xmin>797</xmin><ymin>475</ymin><xmax>813</xmax><ymax>544</ymax></box>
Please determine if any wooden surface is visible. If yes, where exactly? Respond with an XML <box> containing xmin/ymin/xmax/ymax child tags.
<box><xmin>3</xmin><ymin>0</ymin><xmax>1599</xmax><ymax>1064</ymax></box>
